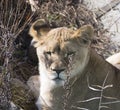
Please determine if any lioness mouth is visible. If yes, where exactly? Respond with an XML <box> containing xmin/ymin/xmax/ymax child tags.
<box><xmin>53</xmin><ymin>77</ymin><xmax>63</xmax><ymax>81</ymax></box>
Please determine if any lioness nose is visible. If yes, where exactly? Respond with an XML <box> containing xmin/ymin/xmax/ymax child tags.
<box><xmin>52</xmin><ymin>69</ymin><xmax>65</xmax><ymax>74</ymax></box>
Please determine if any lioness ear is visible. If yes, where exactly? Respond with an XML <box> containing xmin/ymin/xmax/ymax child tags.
<box><xmin>75</xmin><ymin>25</ymin><xmax>94</xmax><ymax>44</ymax></box>
<box><xmin>29</xmin><ymin>19</ymin><xmax>51</xmax><ymax>42</ymax></box>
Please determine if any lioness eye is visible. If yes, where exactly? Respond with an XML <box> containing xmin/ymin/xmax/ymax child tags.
<box><xmin>46</xmin><ymin>51</ymin><xmax>52</xmax><ymax>55</ymax></box>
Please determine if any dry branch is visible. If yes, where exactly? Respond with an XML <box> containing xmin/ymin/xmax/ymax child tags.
<box><xmin>28</xmin><ymin>0</ymin><xmax>39</xmax><ymax>12</ymax></box>
<box><xmin>0</xmin><ymin>0</ymin><xmax>35</xmax><ymax>109</ymax></box>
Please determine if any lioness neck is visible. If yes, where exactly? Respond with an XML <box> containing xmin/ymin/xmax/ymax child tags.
<box><xmin>87</xmin><ymin>50</ymin><xmax>120</xmax><ymax>84</ymax></box>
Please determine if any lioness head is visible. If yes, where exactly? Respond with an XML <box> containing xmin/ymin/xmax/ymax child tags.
<box><xmin>29</xmin><ymin>19</ymin><xmax>94</xmax><ymax>86</ymax></box>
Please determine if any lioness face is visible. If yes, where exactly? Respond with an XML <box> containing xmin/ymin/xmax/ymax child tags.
<box><xmin>29</xmin><ymin>19</ymin><xmax>93</xmax><ymax>86</ymax></box>
<box><xmin>36</xmin><ymin>39</ymin><xmax>89</xmax><ymax>84</ymax></box>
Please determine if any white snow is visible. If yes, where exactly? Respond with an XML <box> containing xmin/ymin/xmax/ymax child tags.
<box><xmin>84</xmin><ymin>0</ymin><xmax>120</xmax><ymax>46</ymax></box>
<box><xmin>83</xmin><ymin>0</ymin><xmax>112</xmax><ymax>11</ymax></box>
<box><xmin>101</xmin><ymin>4</ymin><xmax>120</xmax><ymax>45</ymax></box>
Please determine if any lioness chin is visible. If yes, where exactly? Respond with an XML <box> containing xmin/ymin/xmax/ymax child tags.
<box><xmin>29</xmin><ymin>19</ymin><xmax>120</xmax><ymax>110</ymax></box>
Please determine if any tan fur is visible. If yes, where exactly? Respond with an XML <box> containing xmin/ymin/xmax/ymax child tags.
<box><xmin>106</xmin><ymin>52</ymin><xmax>120</xmax><ymax>69</ymax></box>
<box><xmin>29</xmin><ymin>19</ymin><xmax>120</xmax><ymax>110</ymax></box>
<box><xmin>27</xmin><ymin>75</ymin><xmax>40</xmax><ymax>98</ymax></box>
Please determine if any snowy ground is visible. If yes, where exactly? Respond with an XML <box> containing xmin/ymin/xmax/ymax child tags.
<box><xmin>101</xmin><ymin>4</ymin><xmax>120</xmax><ymax>45</ymax></box>
<box><xmin>83</xmin><ymin>0</ymin><xmax>112</xmax><ymax>11</ymax></box>
<box><xmin>84</xmin><ymin>0</ymin><xmax>120</xmax><ymax>46</ymax></box>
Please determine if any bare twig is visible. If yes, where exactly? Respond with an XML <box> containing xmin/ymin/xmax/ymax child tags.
<box><xmin>0</xmin><ymin>0</ymin><xmax>34</xmax><ymax>109</ymax></box>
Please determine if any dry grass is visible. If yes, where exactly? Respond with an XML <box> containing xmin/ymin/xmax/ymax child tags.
<box><xmin>0</xmin><ymin>0</ymin><xmax>35</xmax><ymax>109</ymax></box>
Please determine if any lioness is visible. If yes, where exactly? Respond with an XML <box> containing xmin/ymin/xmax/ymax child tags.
<box><xmin>106</xmin><ymin>52</ymin><xmax>120</xmax><ymax>69</ymax></box>
<box><xmin>29</xmin><ymin>19</ymin><xmax>120</xmax><ymax>110</ymax></box>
